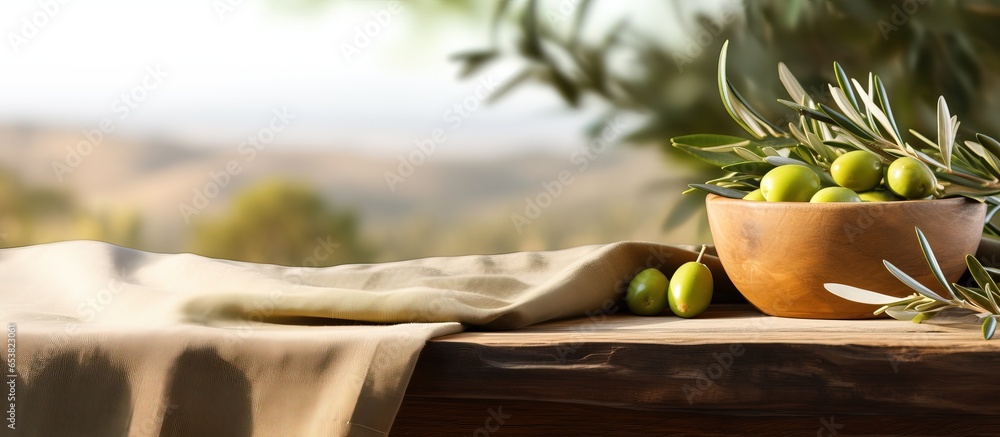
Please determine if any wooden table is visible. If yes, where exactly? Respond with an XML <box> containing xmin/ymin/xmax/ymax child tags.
<box><xmin>393</xmin><ymin>305</ymin><xmax>1000</xmax><ymax>436</ymax></box>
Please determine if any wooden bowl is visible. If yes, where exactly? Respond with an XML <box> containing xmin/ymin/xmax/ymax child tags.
<box><xmin>705</xmin><ymin>194</ymin><xmax>986</xmax><ymax>319</ymax></box>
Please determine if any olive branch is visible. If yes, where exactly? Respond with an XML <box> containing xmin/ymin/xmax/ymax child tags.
<box><xmin>671</xmin><ymin>40</ymin><xmax>1000</xmax><ymax>234</ymax></box>
<box><xmin>825</xmin><ymin>227</ymin><xmax>1000</xmax><ymax>340</ymax></box>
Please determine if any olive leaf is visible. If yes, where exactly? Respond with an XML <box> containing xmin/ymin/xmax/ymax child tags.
<box><xmin>883</xmin><ymin>260</ymin><xmax>950</xmax><ymax>303</ymax></box>
<box><xmin>914</xmin><ymin>227</ymin><xmax>959</xmax><ymax>300</ymax></box>
<box><xmin>718</xmin><ymin>41</ymin><xmax>761</xmax><ymax>139</ymax></box>
<box><xmin>778</xmin><ymin>62</ymin><xmax>809</xmax><ymax>106</ymax></box>
<box><xmin>671</xmin><ymin>134</ymin><xmax>751</xmax><ymax>151</ymax></box>
<box><xmin>777</xmin><ymin>99</ymin><xmax>837</xmax><ymax>125</ymax></box>
<box><xmin>687</xmin><ymin>184</ymin><xmax>747</xmax><ymax>199</ymax></box>
<box><xmin>873</xmin><ymin>76</ymin><xmax>903</xmax><ymax>145</ymax></box>
<box><xmin>852</xmin><ymin>78</ymin><xmax>903</xmax><ymax>148</ymax></box>
<box><xmin>823</xmin><ymin>283</ymin><xmax>902</xmax><ymax>305</ymax></box>
<box><xmin>827</xmin><ymin>227</ymin><xmax>1000</xmax><ymax>340</ymax></box>
<box><xmin>722</xmin><ymin>161</ymin><xmax>774</xmax><ymax>176</ymax></box>
<box><xmin>976</xmin><ymin>133</ymin><xmax>1000</xmax><ymax>159</ymax></box>
<box><xmin>674</xmin><ymin>41</ymin><xmax>1000</xmax><ymax>227</ymax></box>
<box><xmin>984</xmin><ymin>316</ymin><xmax>998</xmax><ymax>340</ymax></box>
<box><xmin>834</xmin><ymin>62</ymin><xmax>860</xmax><ymax>113</ymax></box>
<box><xmin>938</xmin><ymin>96</ymin><xmax>955</xmax><ymax>170</ymax></box>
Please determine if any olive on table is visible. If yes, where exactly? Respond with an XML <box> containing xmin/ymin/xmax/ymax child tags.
<box><xmin>668</xmin><ymin>245</ymin><xmax>714</xmax><ymax>318</ymax></box>
<box><xmin>626</xmin><ymin>268</ymin><xmax>669</xmax><ymax>316</ymax></box>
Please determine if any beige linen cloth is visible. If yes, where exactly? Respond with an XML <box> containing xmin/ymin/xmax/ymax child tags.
<box><xmin>0</xmin><ymin>240</ymin><xmax>734</xmax><ymax>436</ymax></box>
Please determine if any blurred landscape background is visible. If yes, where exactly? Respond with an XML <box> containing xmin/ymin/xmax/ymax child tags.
<box><xmin>3</xmin><ymin>0</ymin><xmax>1000</xmax><ymax>266</ymax></box>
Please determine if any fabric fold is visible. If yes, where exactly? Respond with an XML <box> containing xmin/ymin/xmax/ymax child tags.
<box><xmin>1</xmin><ymin>240</ymin><xmax>733</xmax><ymax>436</ymax></box>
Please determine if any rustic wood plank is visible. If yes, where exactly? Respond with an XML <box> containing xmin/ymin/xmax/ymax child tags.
<box><xmin>436</xmin><ymin>305</ymin><xmax>998</xmax><ymax>347</ymax></box>
<box><xmin>393</xmin><ymin>397</ymin><xmax>1000</xmax><ymax>436</ymax></box>
<box><xmin>403</xmin><ymin>305</ymin><xmax>1000</xmax><ymax>423</ymax></box>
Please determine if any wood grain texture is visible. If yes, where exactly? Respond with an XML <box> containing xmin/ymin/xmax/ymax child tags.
<box><xmin>393</xmin><ymin>398</ymin><xmax>1000</xmax><ymax>436</ymax></box>
<box><xmin>705</xmin><ymin>195</ymin><xmax>986</xmax><ymax>319</ymax></box>
<box><xmin>398</xmin><ymin>306</ymin><xmax>1000</xmax><ymax>435</ymax></box>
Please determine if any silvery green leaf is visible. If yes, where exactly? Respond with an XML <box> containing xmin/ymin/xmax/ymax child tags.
<box><xmin>885</xmin><ymin>307</ymin><xmax>919</xmax><ymax>321</ymax></box>
<box><xmin>761</xmin><ymin>147</ymin><xmax>781</xmax><ymax>157</ymax></box>
<box><xmin>687</xmin><ymin>184</ymin><xmax>748</xmax><ymax>199</ymax></box>
<box><xmin>914</xmin><ymin>227</ymin><xmax>959</xmax><ymax>300</ymax></box>
<box><xmin>819</xmin><ymin>103</ymin><xmax>878</xmax><ymax>143</ymax></box>
<box><xmin>833</xmin><ymin>61</ymin><xmax>859</xmax><ymax>112</ymax></box>
<box><xmin>982</xmin><ymin>316</ymin><xmax>997</xmax><ymax>340</ymax></box>
<box><xmin>673</xmin><ymin>144</ymin><xmax>745</xmax><ymax>167</ymax></box>
<box><xmin>883</xmin><ymin>260</ymin><xmax>950</xmax><ymax>303</ymax></box>
<box><xmin>953</xmin><ymin>283</ymin><xmax>995</xmax><ymax>312</ymax></box>
<box><xmin>718</xmin><ymin>41</ymin><xmax>758</xmax><ymax>139</ymax></box>
<box><xmin>763</xmin><ymin>156</ymin><xmax>807</xmax><ymax>166</ymax></box>
<box><xmin>721</xmin><ymin>161</ymin><xmax>774</xmax><ymax>175</ymax></box>
<box><xmin>938</xmin><ymin>96</ymin><xmax>954</xmax><ymax>170</ymax></box>
<box><xmin>874</xmin><ymin>295</ymin><xmax>924</xmax><ymax>315</ymax></box>
<box><xmin>734</xmin><ymin>146</ymin><xmax>764</xmax><ymax>162</ymax></box>
<box><xmin>906</xmin><ymin>144</ymin><xmax>949</xmax><ymax>171</ymax></box>
<box><xmin>778</xmin><ymin>62</ymin><xmax>808</xmax><ymax>105</ymax></box>
<box><xmin>952</xmin><ymin>153</ymin><xmax>996</xmax><ymax>181</ymax></box>
<box><xmin>865</xmin><ymin>73</ymin><xmax>877</xmax><ymax>133</ymax></box>
<box><xmin>788</xmin><ymin>122</ymin><xmax>809</xmax><ymax>145</ymax></box>
<box><xmin>705</xmin><ymin>173</ymin><xmax>757</xmax><ymax>184</ymax></box>
<box><xmin>986</xmin><ymin>283</ymin><xmax>1000</xmax><ymax>315</ymax></box>
<box><xmin>825</xmin><ymin>136</ymin><xmax>892</xmax><ymax>162</ymax></box>
<box><xmin>817</xmin><ymin>119</ymin><xmax>834</xmax><ymax>142</ymax></box>
<box><xmin>921</xmin><ymin>308</ymin><xmax>982</xmax><ymax>325</ymax></box>
<box><xmin>985</xmin><ymin>265</ymin><xmax>1000</xmax><ymax>277</ymax></box>
<box><xmin>805</xmin><ymin>131</ymin><xmax>835</xmax><ymax>164</ymax></box>
<box><xmin>874</xmin><ymin>76</ymin><xmax>903</xmax><ymax>147</ymax></box>
<box><xmin>976</xmin><ymin>133</ymin><xmax>1000</xmax><ymax>159</ymax></box>
<box><xmin>913</xmin><ymin>300</ymin><xmax>949</xmax><ymax>312</ymax></box>
<box><xmin>962</xmin><ymin>141</ymin><xmax>1000</xmax><ymax>178</ymax></box>
<box><xmin>966</xmin><ymin>254</ymin><xmax>1000</xmax><ymax>311</ymax></box>
<box><xmin>727</xmin><ymin>80</ymin><xmax>785</xmax><ymax>137</ymax></box>
<box><xmin>671</xmin><ymin>134</ymin><xmax>752</xmax><ymax>150</ymax></box>
<box><xmin>909</xmin><ymin>129</ymin><xmax>939</xmax><ymax>151</ymax></box>
<box><xmin>937</xmin><ymin>171</ymin><xmax>990</xmax><ymax>189</ymax></box>
<box><xmin>823</xmin><ymin>283</ymin><xmax>902</xmax><ymax>305</ymax></box>
<box><xmin>733</xmin><ymin>97</ymin><xmax>768</xmax><ymax>139</ymax></box>
<box><xmin>851</xmin><ymin>78</ymin><xmax>903</xmax><ymax>148</ymax></box>
<box><xmin>777</xmin><ymin>99</ymin><xmax>837</xmax><ymax>125</ymax></box>
<box><xmin>829</xmin><ymin>84</ymin><xmax>872</xmax><ymax>135</ymax></box>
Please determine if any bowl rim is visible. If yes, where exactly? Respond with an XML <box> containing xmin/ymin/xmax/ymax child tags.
<box><xmin>705</xmin><ymin>193</ymin><xmax>978</xmax><ymax>208</ymax></box>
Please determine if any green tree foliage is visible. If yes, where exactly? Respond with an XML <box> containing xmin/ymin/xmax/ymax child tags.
<box><xmin>458</xmin><ymin>0</ymin><xmax>1000</xmax><ymax>157</ymax></box>
<box><xmin>0</xmin><ymin>167</ymin><xmax>142</xmax><ymax>249</ymax></box>
<box><xmin>188</xmin><ymin>179</ymin><xmax>373</xmax><ymax>267</ymax></box>
<box><xmin>456</xmin><ymin>0</ymin><xmax>1000</xmax><ymax>236</ymax></box>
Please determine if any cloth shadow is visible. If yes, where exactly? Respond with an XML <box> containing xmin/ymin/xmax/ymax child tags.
<box><xmin>12</xmin><ymin>350</ymin><xmax>131</xmax><ymax>437</ymax></box>
<box><xmin>158</xmin><ymin>347</ymin><xmax>253</xmax><ymax>437</ymax></box>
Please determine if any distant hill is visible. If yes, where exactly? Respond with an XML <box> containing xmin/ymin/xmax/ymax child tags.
<box><xmin>0</xmin><ymin>124</ymin><xmax>708</xmax><ymax>261</ymax></box>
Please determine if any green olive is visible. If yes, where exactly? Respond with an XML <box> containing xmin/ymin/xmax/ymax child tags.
<box><xmin>668</xmin><ymin>246</ymin><xmax>713</xmax><ymax>318</ymax></box>
<box><xmin>626</xmin><ymin>268</ymin><xmax>669</xmax><ymax>316</ymax></box>
<box><xmin>831</xmin><ymin>150</ymin><xmax>884</xmax><ymax>192</ymax></box>
<box><xmin>858</xmin><ymin>190</ymin><xmax>901</xmax><ymax>202</ymax></box>
<box><xmin>742</xmin><ymin>189</ymin><xmax>765</xmax><ymax>201</ymax></box>
<box><xmin>886</xmin><ymin>157</ymin><xmax>936</xmax><ymax>199</ymax></box>
<box><xmin>759</xmin><ymin>165</ymin><xmax>821</xmax><ymax>202</ymax></box>
<box><xmin>809</xmin><ymin>187</ymin><xmax>861</xmax><ymax>203</ymax></box>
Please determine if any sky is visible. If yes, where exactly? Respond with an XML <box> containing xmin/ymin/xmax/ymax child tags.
<box><xmin>0</xmin><ymin>0</ymin><xmax>735</xmax><ymax>156</ymax></box>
